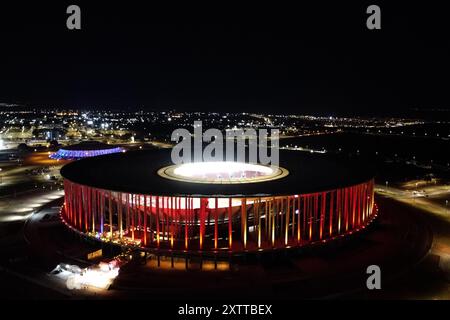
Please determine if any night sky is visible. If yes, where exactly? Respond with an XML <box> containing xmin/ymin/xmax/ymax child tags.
<box><xmin>0</xmin><ymin>2</ymin><xmax>449</xmax><ymax>116</ymax></box>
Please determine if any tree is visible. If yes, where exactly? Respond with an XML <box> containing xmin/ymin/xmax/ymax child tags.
<box><xmin>17</xmin><ymin>143</ymin><xmax>29</xmax><ymax>153</ymax></box>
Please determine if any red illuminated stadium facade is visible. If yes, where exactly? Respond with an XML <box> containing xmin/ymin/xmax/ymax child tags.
<box><xmin>60</xmin><ymin>150</ymin><xmax>377</xmax><ymax>256</ymax></box>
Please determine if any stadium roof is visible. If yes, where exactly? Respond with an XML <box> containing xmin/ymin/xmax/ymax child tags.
<box><xmin>61</xmin><ymin>149</ymin><xmax>375</xmax><ymax>197</ymax></box>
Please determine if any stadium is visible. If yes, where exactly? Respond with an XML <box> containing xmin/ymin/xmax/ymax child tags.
<box><xmin>49</xmin><ymin>141</ymin><xmax>124</xmax><ymax>160</ymax></box>
<box><xmin>59</xmin><ymin>149</ymin><xmax>376</xmax><ymax>257</ymax></box>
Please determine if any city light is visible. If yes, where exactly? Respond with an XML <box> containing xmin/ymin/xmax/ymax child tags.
<box><xmin>52</xmin><ymin>261</ymin><xmax>120</xmax><ymax>290</ymax></box>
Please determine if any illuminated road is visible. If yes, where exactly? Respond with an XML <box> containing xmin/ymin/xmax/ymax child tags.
<box><xmin>0</xmin><ymin>189</ymin><xmax>64</xmax><ymax>222</ymax></box>
<box><xmin>0</xmin><ymin>151</ymin><xmax>65</xmax><ymax>221</ymax></box>
<box><xmin>0</xmin><ymin>151</ymin><xmax>65</xmax><ymax>200</ymax></box>
<box><xmin>375</xmin><ymin>184</ymin><xmax>450</xmax><ymax>220</ymax></box>
<box><xmin>0</xmin><ymin>195</ymin><xmax>116</xmax><ymax>299</ymax></box>
<box><xmin>376</xmin><ymin>184</ymin><xmax>450</xmax><ymax>299</ymax></box>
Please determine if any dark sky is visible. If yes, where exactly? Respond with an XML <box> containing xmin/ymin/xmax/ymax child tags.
<box><xmin>0</xmin><ymin>2</ymin><xmax>449</xmax><ymax>116</ymax></box>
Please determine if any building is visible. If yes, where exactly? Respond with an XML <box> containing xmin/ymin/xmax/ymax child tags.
<box><xmin>50</xmin><ymin>141</ymin><xmax>124</xmax><ymax>160</ymax></box>
<box><xmin>60</xmin><ymin>149</ymin><xmax>376</xmax><ymax>257</ymax></box>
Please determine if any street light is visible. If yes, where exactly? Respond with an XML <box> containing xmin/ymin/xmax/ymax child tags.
<box><xmin>385</xmin><ymin>181</ymin><xmax>389</xmax><ymax>192</ymax></box>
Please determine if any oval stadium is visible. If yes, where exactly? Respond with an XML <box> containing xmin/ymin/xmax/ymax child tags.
<box><xmin>59</xmin><ymin>149</ymin><xmax>376</xmax><ymax>256</ymax></box>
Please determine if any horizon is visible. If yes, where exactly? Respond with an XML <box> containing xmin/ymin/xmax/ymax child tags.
<box><xmin>1</xmin><ymin>2</ymin><xmax>449</xmax><ymax>116</ymax></box>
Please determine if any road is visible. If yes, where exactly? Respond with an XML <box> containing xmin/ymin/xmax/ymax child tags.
<box><xmin>375</xmin><ymin>184</ymin><xmax>450</xmax><ymax>299</ymax></box>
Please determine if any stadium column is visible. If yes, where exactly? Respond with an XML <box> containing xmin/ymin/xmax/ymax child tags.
<box><xmin>275</xmin><ymin>199</ymin><xmax>279</xmax><ymax>244</ymax></box>
<box><xmin>354</xmin><ymin>186</ymin><xmax>359</xmax><ymax>227</ymax></box>
<box><xmin>361</xmin><ymin>184</ymin><xmax>365</xmax><ymax>223</ymax></box>
<box><xmin>70</xmin><ymin>183</ymin><xmax>74</xmax><ymax>225</ymax></box>
<box><xmin>78</xmin><ymin>185</ymin><xmax>82</xmax><ymax>231</ymax></box>
<box><xmin>300</xmin><ymin>195</ymin><xmax>303</xmax><ymax>241</ymax></box>
<box><xmin>84</xmin><ymin>187</ymin><xmax>88</xmax><ymax>233</ymax></box>
<box><xmin>314</xmin><ymin>194</ymin><xmax>319</xmax><ymax>241</ymax></box>
<box><xmin>161</xmin><ymin>197</ymin><xmax>165</xmax><ymax>244</ymax></box>
<box><xmin>337</xmin><ymin>189</ymin><xmax>341</xmax><ymax>234</ymax></box>
<box><xmin>100</xmin><ymin>191</ymin><xmax>104</xmax><ymax>234</ymax></box>
<box><xmin>357</xmin><ymin>184</ymin><xmax>362</xmax><ymax>226</ymax></box>
<box><xmin>271</xmin><ymin>198</ymin><xmax>275</xmax><ymax>246</ymax></box>
<box><xmin>200</xmin><ymin>197</ymin><xmax>207</xmax><ymax>250</ymax></box>
<box><xmin>75</xmin><ymin>185</ymin><xmax>79</xmax><ymax>229</ymax></box>
<box><xmin>131</xmin><ymin>194</ymin><xmax>135</xmax><ymax>241</ymax></box>
<box><xmin>149</xmin><ymin>195</ymin><xmax>153</xmax><ymax>243</ymax></box>
<box><xmin>109</xmin><ymin>191</ymin><xmax>113</xmax><ymax>239</ymax></box>
<box><xmin>88</xmin><ymin>188</ymin><xmax>92</xmax><ymax>232</ymax></box>
<box><xmin>67</xmin><ymin>182</ymin><xmax>71</xmax><ymax>224</ymax></box>
<box><xmin>75</xmin><ymin>185</ymin><xmax>82</xmax><ymax>231</ymax></box>
<box><xmin>265</xmin><ymin>201</ymin><xmax>269</xmax><ymax>240</ymax></box>
<box><xmin>170</xmin><ymin>197</ymin><xmax>174</xmax><ymax>249</ymax></box>
<box><xmin>342</xmin><ymin>189</ymin><xmax>346</xmax><ymax>231</ymax></box>
<box><xmin>320</xmin><ymin>192</ymin><xmax>326</xmax><ymax>240</ymax></box>
<box><xmin>363</xmin><ymin>183</ymin><xmax>368</xmax><ymax>222</ymax></box>
<box><xmin>190</xmin><ymin>197</ymin><xmax>194</xmax><ymax>244</ymax></box>
<box><xmin>305</xmin><ymin>195</ymin><xmax>310</xmax><ymax>241</ymax></box>
<box><xmin>75</xmin><ymin>184</ymin><xmax>78</xmax><ymax>227</ymax></box>
<box><xmin>280</xmin><ymin>198</ymin><xmax>284</xmax><ymax>244</ymax></box>
<box><xmin>291</xmin><ymin>196</ymin><xmax>296</xmax><ymax>238</ymax></box>
<box><xmin>64</xmin><ymin>182</ymin><xmax>68</xmax><ymax>223</ymax></box>
<box><xmin>365</xmin><ymin>184</ymin><xmax>369</xmax><ymax>221</ymax></box>
<box><xmin>228</xmin><ymin>198</ymin><xmax>233</xmax><ymax>249</ymax></box>
<box><xmin>368</xmin><ymin>183</ymin><xmax>371</xmax><ymax>221</ymax></box>
<box><xmin>156</xmin><ymin>196</ymin><xmax>160</xmax><ymax>247</ymax></box>
<box><xmin>95</xmin><ymin>189</ymin><xmax>99</xmax><ymax>232</ymax></box>
<box><xmin>310</xmin><ymin>195</ymin><xmax>314</xmax><ymax>241</ymax></box>
<box><xmin>241</xmin><ymin>198</ymin><xmax>247</xmax><ymax>249</ymax></box>
<box><xmin>73</xmin><ymin>184</ymin><xmax>76</xmax><ymax>227</ymax></box>
<box><xmin>63</xmin><ymin>182</ymin><xmax>67</xmax><ymax>222</ymax></box>
<box><xmin>352</xmin><ymin>186</ymin><xmax>359</xmax><ymax>229</ymax></box>
<box><xmin>91</xmin><ymin>188</ymin><xmax>96</xmax><ymax>233</ymax></box>
<box><xmin>166</xmin><ymin>197</ymin><xmax>170</xmax><ymax>243</ymax></box>
<box><xmin>85</xmin><ymin>188</ymin><xmax>89</xmax><ymax>232</ymax></box>
<box><xmin>118</xmin><ymin>192</ymin><xmax>123</xmax><ymax>239</ymax></box>
<box><xmin>81</xmin><ymin>186</ymin><xmax>85</xmax><ymax>232</ymax></box>
<box><xmin>349</xmin><ymin>187</ymin><xmax>353</xmax><ymax>228</ymax></box>
<box><xmin>308</xmin><ymin>195</ymin><xmax>313</xmax><ymax>241</ymax></box>
<box><xmin>64</xmin><ymin>181</ymin><xmax>69</xmax><ymax>224</ymax></box>
<box><xmin>257</xmin><ymin>198</ymin><xmax>262</xmax><ymax>248</ymax></box>
<box><xmin>214</xmin><ymin>198</ymin><xmax>218</xmax><ymax>250</ymax></box>
<box><xmin>329</xmin><ymin>191</ymin><xmax>334</xmax><ymax>236</ymax></box>
<box><xmin>62</xmin><ymin>182</ymin><xmax>66</xmax><ymax>219</ymax></box>
<box><xmin>138</xmin><ymin>195</ymin><xmax>142</xmax><ymax>242</ymax></box>
<box><xmin>352</xmin><ymin>186</ymin><xmax>357</xmax><ymax>228</ymax></box>
<box><xmin>369</xmin><ymin>180</ymin><xmax>374</xmax><ymax>217</ymax></box>
<box><xmin>344</xmin><ymin>188</ymin><xmax>349</xmax><ymax>232</ymax></box>
<box><xmin>285</xmin><ymin>197</ymin><xmax>289</xmax><ymax>246</ymax></box>
<box><xmin>125</xmin><ymin>193</ymin><xmax>130</xmax><ymax>238</ymax></box>
<box><xmin>350</xmin><ymin>187</ymin><xmax>354</xmax><ymax>228</ymax></box>
<box><xmin>367</xmin><ymin>181</ymin><xmax>371</xmax><ymax>219</ymax></box>
<box><xmin>185</xmin><ymin>197</ymin><xmax>189</xmax><ymax>250</ymax></box>
<box><xmin>297</xmin><ymin>195</ymin><xmax>301</xmax><ymax>243</ymax></box>
<box><xmin>178</xmin><ymin>197</ymin><xmax>181</xmax><ymax>246</ymax></box>
<box><xmin>361</xmin><ymin>185</ymin><xmax>365</xmax><ymax>223</ymax></box>
<box><xmin>143</xmin><ymin>195</ymin><xmax>147</xmax><ymax>246</ymax></box>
